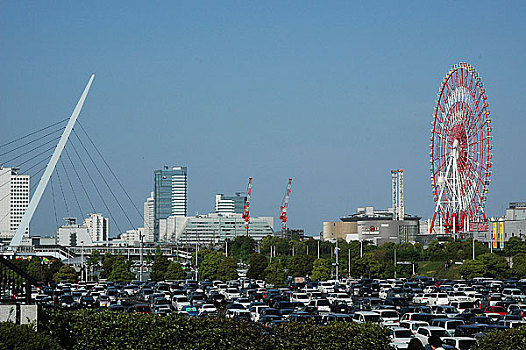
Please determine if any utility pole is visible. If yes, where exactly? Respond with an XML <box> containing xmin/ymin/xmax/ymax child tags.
<box><xmin>139</xmin><ymin>233</ymin><xmax>144</xmax><ymax>282</ymax></box>
<box><xmin>394</xmin><ymin>248</ymin><xmax>397</xmax><ymax>279</ymax></box>
<box><xmin>360</xmin><ymin>239</ymin><xmax>363</xmax><ymax>258</ymax></box>
<box><xmin>335</xmin><ymin>240</ymin><xmax>339</xmax><ymax>280</ymax></box>
<box><xmin>195</xmin><ymin>242</ymin><xmax>199</xmax><ymax>280</ymax></box>
<box><xmin>80</xmin><ymin>240</ymin><xmax>84</xmax><ymax>283</ymax></box>
<box><xmin>472</xmin><ymin>235</ymin><xmax>475</xmax><ymax>260</ymax></box>
<box><xmin>225</xmin><ymin>239</ymin><xmax>228</xmax><ymax>257</ymax></box>
<box><xmin>348</xmin><ymin>248</ymin><xmax>351</xmax><ymax>277</ymax></box>
<box><xmin>317</xmin><ymin>240</ymin><xmax>320</xmax><ymax>259</ymax></box>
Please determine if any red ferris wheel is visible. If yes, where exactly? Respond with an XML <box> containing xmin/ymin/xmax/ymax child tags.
<box><xmin>429</xmin><ymin>62</ymin><xmax>493</xmax><ymax>234</ymax></box>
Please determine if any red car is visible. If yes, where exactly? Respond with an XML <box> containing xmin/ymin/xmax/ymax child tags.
<box><xmin>484</xmin><ymin>306</ymin><xmax>508</xmax><ymax>316</ymax></box>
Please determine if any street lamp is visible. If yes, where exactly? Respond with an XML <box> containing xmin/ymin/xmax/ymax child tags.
<box><xmin>80</xmin><ymin>240</ymin><xmax>84</xmax><ymax>283</ymax></box>
<box><xmin>139</xmin><ymin>232</ymin><xmax>144</xmax><ymax>282</ymax></box>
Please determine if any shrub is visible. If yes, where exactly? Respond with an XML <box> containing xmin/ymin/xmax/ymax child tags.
<box><xmin>272</xmin><ymin>321</ymin><xmax>394</xmax><ymax>350</ymax></box>
<box><xmin>0</xmin><ymin>321</ymin><xmax>62</xmax><ymax>350</ymax></box>
<box><xmin>38</xmin><ymin>310</ymin><xmax>394</xmax><ymax>350</ymax></box>
<box><xmin>473</xmin><ymin>325</ymin><xmax>526</xmax><ymax>350</ymax></box>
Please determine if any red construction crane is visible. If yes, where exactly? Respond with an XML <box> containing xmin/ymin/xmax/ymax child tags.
<box><xmin>279</xmin><ymin>178</ymin><xmax>293</xmax><ymax>232</ymax></box>
<box><xmin>242</xmin><ymin>177</ymin><xmax>253</xmax><ymax>234</ymax></box>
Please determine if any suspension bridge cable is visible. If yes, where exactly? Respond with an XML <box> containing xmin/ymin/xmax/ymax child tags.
<box><xmin>63</xmin><ymin>147</ymin><xmax>95</xmax><ymax>213</ymax></box>
<box><xmin>59</xmin><ymin>158</ymin><xmax>84</xmax><ymax>219</ymax></box>
<box><xmin>0</xmin><ymin>118</ymin><xmax>68</xmax><ymax>149</ymax></box>
<box><xmin>17</xmin><ymin>144</ymin><xmax>56</xmax><ymax>169</ymax></box>
<box><xmin>77</xmin><ymin>121</ymin><xmax>144</xmax><ymax>220</ymax></box>
<box><xmin>50</xmin><ymin>177</ymin><xmax>59</xmax><ymax>230</ymax></box>
<box><xmin>23</xmin><ymin>151</ymin><xmax>54</xmax><ymax>175</ymax></box>
<box><xmin>72</xmin><ymin>129</ymin><xmax>136</xmax><ymax>231</ymax></box>
<box><xmin>67</xmin><ymin>134</ymin><xmax>122</xmax><ymax>234</ymax></box>
<box><xmin>29</xmin><ymin>165</ymin><xmax>48</xmax><ymax>194</ymax></box>
<box><xmin>0</xmin><ymin>127</ymin><xmax>65</xmax><ymax>158</ymax></box>
<box><xmin>54</xmin><ymin>165</ymin><xmax>70</xmax><ymax>219</ymax></box>
<box><xmin>1</xmin><ymin>136</ymin><xmax>61</xmax><ymax>166</ymax></box>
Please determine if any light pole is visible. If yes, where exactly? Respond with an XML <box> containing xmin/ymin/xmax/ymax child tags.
<box><xmin>394</xmin><ymin>248</ymin><xmax>397</xmax><ymax>279</ymax></box>
<box><xmin>335</xmin><ymin>240</ymin><xmax>339</xmax><ymax>280</ymax></box>
<box><xmin>348</xmin><ymin>248</ymin><xmax>351</xmax><ymax>277</ymax></box>
<box><xmin>360</xmin><ymin>239</ymin><xmax>363</xmax><ymax>258</ymax></box>
<box><xmin>80</xmin><ymin>240</ymin><xmax>84</xmax><ymax>283</ymax></box>
<box><xmin>139</xmin><ymin>233</ymin><xmax>144</xmax><ymax>282</ymax></box>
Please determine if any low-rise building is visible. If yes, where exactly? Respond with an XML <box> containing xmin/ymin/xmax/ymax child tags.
<box><xmin>158</xmin><ymin>212</ymin><xmax>274</xmax><ymax>245</ymax></box>
<box><xmin>323</xmin><ymin>206</ymin><xmax>420</xmax><ymax>245</ymax></box>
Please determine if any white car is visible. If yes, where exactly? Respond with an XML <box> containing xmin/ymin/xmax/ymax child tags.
<box><xmin>327</xmin><ymin>293</ymin><xmax>353</xmax><ymax>306</ymax></box>
<box><xmin>199</xmin><ymin>303</ymin><xmax>217</xmax><ymax>315</ymax></box>
<box><xmin>352</xmin><ymin>311</ymin><xmax>381</xmax><ymax>324</ymax></box>
<box><xmin>172</xmin><ymin>296</ymin><xmax>190</xmax><ymax>311</ymax></box>
<box><xmin>399</xmin><ymin>320</ymin><xmax>429</xmax><ymax>336</ymax></box>
<box><xmin>442</xmin><ymin>337</ymin><xmax>477</xmax><ymax>350</ymax></box>
<box><xmin>377</xmin><ymin>309</ymin><xmax>400</xmax><ymax>326</ymax></box>
<box><xmin>290</xmin><ymin>292</ymin><xmax>310</xmax><ymax>305</ymax></box>
<box><xmin>415</xmin><ymin>326</ymin><xmax>448</xmax><ymax>346</ymax></box>
<box><xmin>389</xmin><ymin>327</ymin><xmax>414</xmax><ymax>344</ymax></box>
<box><xmin>308</xmin><ymin>299</ymin><xmax>331</xmax><ymax>313</ymax></box>
<box><xmin>428</xmin><ymin>293</ymin><xmax>449</xmax><ymax>306</ymax></box>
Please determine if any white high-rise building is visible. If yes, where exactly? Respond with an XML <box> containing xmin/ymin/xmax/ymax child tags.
<box><xmin>171</xmin><ymin>166</ymin><xmax>187</xmax><ymax>216</ymax></box>
<box><xmin>215</xmin><ymin>193</ymin><xmax>246</xmax><ymax>214</ymax></box>
<box><xmin>143</xmin><ymin>192</ymin><xmax>154</xmax><ymax>242</ymax></box>
<box><xmin>83</xmin><ymin>213</ymin><xmax>109</xmax><ymax>243</ymax></box>
<box><xmin>0</xmin><ymin>167</ymin><xmax>30</xmax><ymax>240</ymax></box>
<box><xmin>56</xmin><ymin>217</ymin><xmax>92</xmax><ymax>247</ymax></box>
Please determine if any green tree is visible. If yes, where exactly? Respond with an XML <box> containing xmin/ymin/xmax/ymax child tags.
<box><xmin>53</xmin><ymin>264</ymin><xmax>78</xmax><ymax>283</ymax></box>
<box><xmin>229</xmin><ymin>236</ymin><xmax>256</xmax><ymax>262</ymax></box>
<box><xmin>100</xmin><ymin>253</ymin><xmax>115</xmax><ymax>279</ymax></box>
<box><xmin>265</xmin><ymin>259</ymin><xmax>287</xmax><ymax>286</ymax></box>
<box><xmin>287</xmin><ymin>254</ymin><xmax>314</xmax><ymax>277</ymax></box>
<box><xmin>511</xmin><ymin>253</ymin><xmax>526</xmax><ymax>278</ymax></box>
<box><xmin>216</xmin><ymin>256</ymin><xmax>238</xmax><ymax>281</ymax></box>
<box><xmin>107</xmin><ymin>256</ymin><xmax>135</xmax><ymax>283</ymax></box>
<box><xmin>27</xmin><ymin>257</ymin><xmax>43</xmax><ymax>281</ymax></box>
<box><xmin>88</xmin><ymin>250</ymin><xmax>101</xmax><ymax>265</ymax></box>
<box><xmin>311</xmin><ymin>258</ymin><xmax>331</xmax><ymax>281</ymax></box>
<box><xmin>165</xmin><ymin>261</ymin><xmax>186</xmax><ymax>280</ymax></box>
<box><xmin>504</xmin><ymin>237</ymin><xmax>526</xmax><ymax>257</ymax></box>
<box><xmin>43</xmin><ymin>259</ymin><xmax>64</xmax><ymax>284</ymax></box>
<box><xmin>150</xmin><ymin>252</ymin><xmax>170</xmax><ymax>281</ymax></box>
<box><xmin>353</xmin><ymin>253</ymin><xmax>383</xmax><ymax>278</ymax></box>
<box><xmin>199</xmin><ymin>251</ymin><xmax>223</xmax><ymax>280</ymax></box>
<box><xmin>477</xmin><ymin>253</ymin><xmax>509</xmax><ymax>278</ymax></box>
<box><xmin>246</xmin><ymin>253</ymin><xmax>268</xmax><ymax>280</ymax></box>
<box><xmin>459</xmin><ymin>259</ymin><xmax>487</xmax><ymax>279</ymax></box>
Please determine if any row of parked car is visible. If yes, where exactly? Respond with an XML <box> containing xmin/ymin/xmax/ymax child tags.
<box><xmin>31</xmin><ymin>276</ymin><xmax>526</xmax><ymax>349</ymax></box>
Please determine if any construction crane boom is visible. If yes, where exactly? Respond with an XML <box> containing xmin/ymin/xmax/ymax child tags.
<box><xmin>279</xmin><ymin>178</ymin><xmax>293</xmax><ymax>231</ymax></box>
<box><xmin>242</xmin><ymin>177</ymin><xmax>253</xmax><ymax>234</ymax></box>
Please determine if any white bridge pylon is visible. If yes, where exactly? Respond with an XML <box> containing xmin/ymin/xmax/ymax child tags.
<box><xmin>9</xmin><ymin>74</ymin><xmax>95</xmax><ymax>248</ymax></box>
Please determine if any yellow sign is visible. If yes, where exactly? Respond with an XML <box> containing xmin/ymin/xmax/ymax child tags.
<box><xmin>492</xmin><ymin>222</ymin><xmax>497</xmax><ymax>249</ymax></box>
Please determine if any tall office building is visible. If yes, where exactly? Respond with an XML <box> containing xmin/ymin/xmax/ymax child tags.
<box><xmin>143</xmin><ymin>191</ymin><xmax>154</xmax><ymax>242</ymax></box>
<box><xmin>83</xmin><ymin>213</ymin><xmax>109</xmax><ymax>242</ymax></box>
<box><xmin>153</xmin><ymin>166</ymin><xmax>187</xmax><ymax>241</ymax></box>
<box><xmin>215</xmin><ymin>193</ymin><xmax>246</xmax><ymax>214</ymax></box>
<box><xmin>0</xmin><ymin>167</ymin><xmax>30</xmax><ymax>240</ymax></box>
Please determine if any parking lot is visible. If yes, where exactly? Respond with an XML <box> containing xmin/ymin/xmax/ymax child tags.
<box><xmin>32</xmin><ymin>276</ymin><xmax>526</xmax><ymax>350</ymax></box>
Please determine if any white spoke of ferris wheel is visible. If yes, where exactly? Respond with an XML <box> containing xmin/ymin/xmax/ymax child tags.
<box><xmin>434</xmin><ymin>149</ymin><xmax>455</xmax><ymax>218</ymax></box>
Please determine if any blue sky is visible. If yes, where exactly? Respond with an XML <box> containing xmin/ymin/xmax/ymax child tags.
<box><xmin>1</xmin><ymin>1</ymin><xmax>525</xmax><ymax>237</ymax></box>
